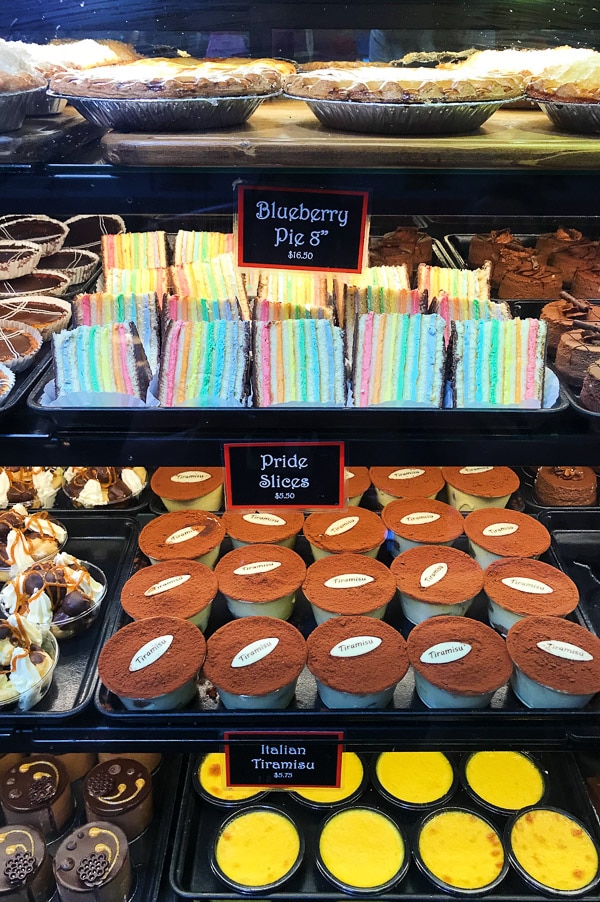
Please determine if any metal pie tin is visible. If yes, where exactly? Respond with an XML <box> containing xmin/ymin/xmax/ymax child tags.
<box><xmin>47</xmin><ymin>90</ymin><xmax>280</xmax><ymax>132</ymax></box>
<box><xmin>27</xmin><ymin>87</ymin><xmax>67</xmax><ymax>117</ymax></box>
<box><xmin>537</xmin><ymin>100</ymin><xmax>600</xmax><ymax>134</ymax></box>
<box><xmin>0</xmin><ymin>89</ymin><xmax>43</xmax><ymax>133</ymax></box>
<box><xmin>285</xmin><ymin>94</ymin><xmax>513</xmax><ymax>135</ymax></box>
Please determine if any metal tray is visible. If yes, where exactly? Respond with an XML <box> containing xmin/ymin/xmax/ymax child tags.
<box><xmin>519</xmin><ymin>467</ymin><xmax>600</xmax><ymax>516</ymax></box>
<box><xmin>0</xmin><ymin>88</ymin><xmax>42</xmax><ymax>133</ymax></box>
<box><xmin>1</xmin><ymin>514</ymin><xmax>138</xmax><ymax>723</ymax></box>
<box><xmin>0</xmin><ymin>345</ymin><xmax>51</xmax><ymax>421</ymax></box>
<box><xmin>538</xmin><ymin>100</ymin><xmax>600</xmax><ymax>135</ymax></box>
<box><xmin>170</xmin><ymin>751</ymin><xmax>599</xmax><ymax>900</ymax></box>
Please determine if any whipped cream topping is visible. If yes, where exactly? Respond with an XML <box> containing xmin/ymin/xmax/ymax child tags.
<box><xmin>77</xmin><ymin>479</ymin><xmax>104</xmax><ymax>507</ymax></box>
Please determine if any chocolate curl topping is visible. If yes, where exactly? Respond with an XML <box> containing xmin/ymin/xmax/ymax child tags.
<box><xmin>552</xmin><ymin>467</ymin><xmax>583</xmax><ymax>481</ymax></box>
<box><xmin>4</xmin><ymin>851</ymin><xmax>36</xmax><ymax>885</ymax></box>
<box><xmin>28</xmin><ymin>775</ymin><xmax>55</xmax><ymax>806</ymax></box>
<box><xmin>577</xmin><ymin>322</ymin><xmax>600</xmax><ymax>343</ymax></box>
<box><xmin>560</xmin><ymin>291</ymin><xmax>591</xmax><ymax>316</ymax></box>
<box><xmin>86</xmin><ymin>771</ymin><xmax>116</xmax><ymax>798</ymax></box>
<box><xmin>77</xmin><ymin>852</ymin><xmax>109</xmax><ymax>887</ymax></box>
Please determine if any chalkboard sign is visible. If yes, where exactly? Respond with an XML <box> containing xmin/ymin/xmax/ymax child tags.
<box><xmin>237</xmin><ymin>184</ymin><xmax>369</xmax><ymax>273</ymax></box>
<box><xmin>224</xmin><ymin>441</ymin><xmax>344</xmax><ymax>510</ymax></box>
<box><xmin>225</xmin><ymin>731</ymin><xmax>344</xmax><ymax>788</ymax></box>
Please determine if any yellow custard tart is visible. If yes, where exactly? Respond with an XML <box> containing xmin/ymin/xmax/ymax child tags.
<box><xmin>373</xmin><ymin>751</ymin><xmax>456</xmax><ymax>808</ymax></box>
<box><xmin>194</xmin><ymin>752</ymin><xmax>269</xmax><ymax>806</ymax></box>
<box><xmin>463</xmin><ymin>751</ymin><xmax>545</xmax><ymax>813</ymax></box>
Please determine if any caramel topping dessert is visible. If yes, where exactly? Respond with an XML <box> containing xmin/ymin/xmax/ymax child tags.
<box><xmin>64</xmin><ymin>466</ymin><xmax>147</xmax><ymax>508</ymax></box>
<box><xmin>0</xmin><ymin>467</ymin><xmax>64</xmax><ymax>510</ymax></box>
<box><xmin>0</xmin><ymin>503</ymin><xmax>67</xmax><ymax>576</ymax></box>
<box><xmin>0</xmin><ymin>614</ymin><xmax>54</xmax><ymax>705</ymax></box>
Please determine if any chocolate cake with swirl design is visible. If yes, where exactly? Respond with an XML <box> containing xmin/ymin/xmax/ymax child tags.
<box><xmin>0</xmin><ymin>755</ymin><xmax>73</xmax><ymax>838</ymax></box>
<box><xmin>83</xmin><ymin>758</ymin><xmax>152</xmax><ymax>840</ymax></box>
<box><xmin>0</xmin><ymin>824</ymin><xmax>53</xmax><ymax>901</ymax></box>
<box><xmin>53</xmin><ymin>822</ymin><xmax>130</xmax><ymax>902</ymax></box>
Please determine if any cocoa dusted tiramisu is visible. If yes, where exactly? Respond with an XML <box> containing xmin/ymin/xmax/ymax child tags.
<box><xmin>151</xmin><ymin>466</ymin><xmax>224</xmax><ymax>511</ymax></box>
<box><xmin>139</xmin><ymin>510</ymin><xmax>225</xmax><ymax>569</ymax></box>
<box><xmin>302</xmin><ymin>553</ymin><xmax>397</xmax><ymax>624</ymax></box>
<box><xmin>391</xmin><ymin>545</ymin><xmax>484</xmax><ymax>624</ymax></box>
<box><xmin>303</xmin><ymin>508</ymin><xmax>386</xmax><ymax>560</ymax></box>
<box><xmin>344</xmin><ymin>466</ymin><xmax>371</xmax><ymax>506</ymax></box>
<box><xmin>464</xmin><ymin>508</ymin><xmax>551</xmax><ymax>569</ymax></box>
<box><xmin>369</xmin><ymin>467</ymin><xmax>444</xmax><ymax>507</ymax></box>
<box><xmin>222</xmin><ymin>508</ymin><xmax>304</xmax><ymax>549</ymax></box>
<box><xmin>441</xmin><ymin>466</ymin><xmax>519</xmax><ymax>512</ymax></box>
<box><xmin>120</xmin><ymin>559</ymin><xmax>218</xmax><ymax>631</ymax></box>
<box><xmin>215</xmin><ymin>543</ymin><xmax>306</xmax><ymax>620</ymax></box>
<box><xmin>382</xmin><ymin>497</ymin><xmax>464</xmax><ymax>556</ymax></box>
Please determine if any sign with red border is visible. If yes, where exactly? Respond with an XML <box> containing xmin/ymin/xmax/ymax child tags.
<box><xmin>237</xmin><ymin>184</ymin><xmax>369</xmax><ymax>273</ymax></box>
<box><xmin>224</xmin><ymin>731</ymin><xmax>344</xmax><ymax>788</ymax></box>
<box><xmin>224</xmin><ymin>441</ymin><xmax>345</xmax><ymax>510</ymax></box>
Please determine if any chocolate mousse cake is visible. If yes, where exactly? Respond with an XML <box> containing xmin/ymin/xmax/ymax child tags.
<box><xmin>203</xmin><ymin>616</ymin><xmax>306</xmax><ymax>709</ymax></box>
<box><xmin>0</xmin><ymin>217</ymin><xmax>68</xmax><ymax>257</ymax></box>
<box><xmin>540</xmin><ymin>294</ymin><xmax>600</xmax><ymax>356</ymax></box>
<box><xmin>0</xmin><ymin>239</ymin><xmax>42</xmax><ymax>280</ymax></box>
<box><xmin>151</xmin><ymin>466</ymin><xmax>224</xmax><ymax>512</ymax></box>
<box><xmin>344</xmin><ymin>467</ymin><xmax>371</xmax><ymax>505</ymax></box>
<box><xmin>464</xmin><ymin>508</ymin><xmax>551</xmax><ymax>567</ymax></box>
<box><xmin>369</xmin><ymin>467</ymin><xmax>445</xmax><ymax>507</ymax></box>
<box><xmin>549</xmin><ymin>242</ymin><xmax>600</xmax><ymax>286</ymax></box>
<box><xmin>303</xmin><ymin>507</ymin><xmax>386</xmax><ymax>559</ymax></box>
<box><xmin>215</xmin><ymin>543</ymin><xmax>306</xmax><ymax>619</ymax></box>
<box><xmin>98</xmin><ymin>752</ymin><xmax>162</xmax><ymax>773</ymax></box>
<box><xmin>484</xmin><ymin>557</ymin><xmax>579</xmax><ymax>621</ymax></box>
<box><xmin>0</xmin><ymin>319</ymin><xmax>42</xmax><ymax>371</ymax></box>
<box><xmin>491</xmin><ymin>244</ymin><xmax>535</xmax><ymax>288</ymax></box>
<box><xmin>580</xmin><ymin>363</ymin><xmax>600</xmax><ymax>412</ymax></box>
<box><xmin>57</xmin><ymin>754</ymin><xmax>97</xmax><ymax>783</ymax></box>
<box><xmin>535</xmin><ymin>227</ymin><xmax>588</xmax><ymax>264</ymax></box>
<box><xmin>63</xmin><ymin>466</ymin><xmax>147</xmax><ymax>508</ymax></box>
<box><xmin>391</xmin><ymin>544</ymin><xmax>484</xmax><ymax>623</ymax></box>
<box><xmin>0</xmin><ymin>824</ymin><xmax>53</xmax><ymax>902</ymax></box>
<box><xmin>442</xmin><ymin>466</ymin><xmax>519</xmax><ymax>512</ymax></box>
<box><xmin>0</xmin><ymin>467</ymin><xmax>64</xmax><ymax>510</ymax></box>
<box><xmin>572</xmin><ymin>266</ymin><xmax>600</xmax><ymax>298</ymax></box>
<box><xmin>497</xmin><ymin>260</ymin><xmax>563</xmax><ymax>299</ymax></box>
<box><xmin>53</xmin><ymin>821</ymin><xmax>131</xmax><ymax>902</ymax></box>
<box><xmin>467</xmin><ymin>229</ymin><xmax>524</xmax><ymax>269</ymax></box>
<box><xmin>0</xmin><ymin>755</ymin><xmax>73</xmax><ymax>837</ymax></box>
<box><xmin>63</xmin><ymin>214</ymin><xmax>126</xmax><ymax>252</ymax></box>
<box><xmin>84</xmin><ymin>758</ymin><xmax>152</xmax><ymax>840</ymax></box>
<box><xmin>0</xmin><ymin>271</ymin><xmax>71</xmax><ymax>300</ymax></box>
<box><xmin>120</xmin><ymin>559</ymin><xmax>218</xmax><ymax>627</ymax></box>
<box><xmin>98</xmin><ymin>615</ymin><xmax>207</xmax><ymax>710</ymax></box>
<box><xmin>555</xmin><ymin>326</ymin><xmax>600</xmax><ymax>388</ymax></box>
<box><xmin>0</xmin><ymin>297</ymin><xmax>71</xmax><ymax>341</ymax></box>
<box><xmin>302</xmin><ymin>553</ymin><xmax>397</xmax><ymax>622</ymax></box>
<box><xmin>221</xmin><ymin>508</ymin><xmax>304</xmax><ymax>548</ymax></box>
<box><xmin>534</xmin><ymin>466</ymin><xmax>597</xmax><ymax>506</ymax></box>
<box><xmin>382</xmin><ymin>497</ymin><xmax>464</xmax><ymax>553</ymax></box>
<box><xmin>369</xmin><ymin>226</ymin><xmax>432</xmax><ymax>269</ymax></box>
<box><xmin>139</xmin><ymin>510</ymin><xmax>225</xmax><ymax>568</ymax></box>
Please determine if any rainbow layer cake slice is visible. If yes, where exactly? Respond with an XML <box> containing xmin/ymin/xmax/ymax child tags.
<box><xmin>429</xmin><ymin>292</ymin><xmax>512</xmax><ymax>342</ymax></box>
<box><xmin>253</xmin><ymin>319</ymin><xmax>345</xmax><ymax>406</ymax></box>
<box><xmin>344</xmin><ymin>285</ymin><xmax>424</xmax><ymax>364</ymax></box>
<box><xmin>163</xmin><ymin>295</ymin><xmax>243</xmax><ymax>327</ymax></box>
<box><xmin>449</xmin><ymin>317</ymin><xmax>547</xmax><ymax>408</ymax></box>
<box><xmin>171</xmin><ymin>253</ymin><xmax>250</xmax><ymax>318</ymax></box>
<box><xmin>103</xmin><ymin>267</ymin><xmax>170</xmax><ymax>298</ymax></box>
<box><xmin>52</xmin><ymin>322</ymin><xmax>151</xmax><ymax>401</ymax></box>
<box><xmin>101</xmin><ymin>231</ymin><xmax>168</xmax><ymax>271</ymax></box>
<box><xmin>418</xmin><ymin>262</ymin><xmax>491</xmax><ymax>302</ymax></box>
<box><xmin>256</xmin><ymin>270</ymin><xmax>330</xmax><ymax>308</ymax></box>
<box><xmin>333</xmin><ymin>263</ymin><xmax>411</xmax><ymax>326</ymax></box>
<box><xmin>174</xmin><ymin>230</ymin><xmax>234</xmax><ymax>264</ymax></box>
<box><xmin>72</xmin><ymin>291</ymin><xmax>160</xmax><ymax>373</ymax></box>
<box><xmin>352</xmin><ymin>312</ymin><xmax>446</xmax><ymax>407</ymax></box>
<box><xmin>253</xmin><ymin>298</ymin><xmax>333</xmax><ymax>322</ymax></box>
<box><xmin>158</xmin><ymin>319</ymin><xmax>250</xmax><ymax>406</ymax></box>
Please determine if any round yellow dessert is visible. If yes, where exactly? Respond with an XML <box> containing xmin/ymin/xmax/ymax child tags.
<box><xmin>318</xmin><ymin>807</ymin><xmax>405</xmax><ymax>890</ymax></box>
<box><xmin>464</xmin><ymin>751</ymin><xmax>545</xmax><ymax>812</ymax></box>
<box><xmin>197</xmin><ymin>752</ymin><xmax>266</xmax><ymax>804</ymax></box>
<box><xmin>375</xmin><ymin>751</ymin><xmax>455</xmax><ymax>807</ymax></box>
<box><xmin>418</xmin><ymin>809</ymin><xmax>505</xmax><ymax>890</ymax></box>
<box><xmin>291</xmin><ymin>752</ymin><xmax>364</xmax><ymax>806</ymax></box>
<box><xmin>214</xmin><ymin>808</ymin><xmax>301</xmax><ymax>889</ymax></box>
<box><xmin>510</xmin><ymin>808</ymin><xmax>599</xmax><ymax>893</ymax></box>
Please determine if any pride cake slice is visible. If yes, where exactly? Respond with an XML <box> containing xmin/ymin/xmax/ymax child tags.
<box><xmin>418</xmin><ymin>262</ymin><xmax>491</xmax><ymax>302</ymax></box>
<box><xmin>429</xmin><ymin>292</ymin><xmax>512</xmax><ymax>343</ymax></box>
<box><xmin>73</xmin><ymin>291</ymin><xmax>160</xmax><ymax>373</ymax></box>
<box><xmin>174</xmin><ymin>230</ymin><xmax>234</xmax><ymax>264</ymax></box>
<box><xmin>171</xmin><ymin>253</ymin><xmax>250</xmax><ymax>318</ymax></box>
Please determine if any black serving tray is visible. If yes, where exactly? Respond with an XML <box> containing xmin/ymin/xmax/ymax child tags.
<box><xmin>0</xmin><ymin>345</ymin><xmax>51</xmax><ymax>421</ymax></box>
<box><xmin>443</xmin><ymin>233</ymin><xmax>539</xmax><ymax>270</ymax></box>
<box><xmin>170</xmin><ymin>751</ymin><xmax>600</xmax><ymax>900</ymax></box>
<box><xmin>1</xmin><ymin>514</ymin><xmax>138</xmax><ymax>723</ymax></box>
<box><xmin>519</xmin><ymin>467</ymin><xmax>600</xmax><ymax>517</ymax></box>
<box><xmin>556</xmin><ymin>378</ymin><xmax>600</xmax><ymax>431</ymax></box>
<box><xmin>52</xmin><ymin>482</ymin><xmax>151</xmax><ymax>514</ymax></box>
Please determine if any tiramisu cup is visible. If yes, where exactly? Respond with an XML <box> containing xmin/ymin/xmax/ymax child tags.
<box><xmin>150</xmin><ymin>467</ymin><xmax>224</xmax><ymax>511</ymax></box>
<box><xmin>303</xmin><ymin>507</ymin><xmax>386</xmax><ymax>560</ymax></box>
<box><xmin>221</xmin><ymin>508</ymin><xmax>304</xmax><ymax>549</ymax></box>
<box><xmin>215</xmin><ymin>544</ymin><xmax>306</xmax><ymax>620</ymax></box>
<box><xmin>390</xmin><ymin>545</ymin><xmax>484</xmax><ymax>625</ymax></box>
<box><xmin>306</xmin><ymin>614</ymin><xmax>409</xmax><ymax>708</ymax></box>
<box><xmin>302</xmin><ymin>553</ymin><xmax>396</xmax><ymax>624</ymax></box>
<box><xmin>344</xmin><ymin>467</ymin><xmax>371</xmax><ymax>506</ymax></box>
<box><xmin>441</xmin><ymin>466</ymin><xmax>520</xmax><ymax>512</ymax></box>
<box><xmin>483</xmin><ymin>557</ymin><xmax>579</xmax><ymax>635</ymax></box>
<box><xmin>382</xmin><ymin>497</ymin><xmax>464</xmax><ymax>556</ymax></box>
<box><xmin>369</xmin><ymin>467</ymin><xmax>445</xmax><ymax>507</ymax></box>
<box><xmin>120</xmin><ymin>559</ymin><xmax>218</xmax><ymax>631</ymax></box>
<box><xmin>464</xmin><ymin>509</ymin><xmax>551</xmax><ymax>569</ymax></box>
<box><xmin>138</xmin><ymin>510</ymin><xmax>225</xmax><ymax>569</ymax></box>
<box><xmin>203</xmin><ymin>616</ymin><xmax>306</xmax><ymax>710</ymax></box>
<box><xmin>407</xmin><ymin>615</ymin><xmax>513</xmax><ymax>709</ymax></box>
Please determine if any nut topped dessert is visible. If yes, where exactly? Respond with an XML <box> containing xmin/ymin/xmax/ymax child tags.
<box><xmin>63</xmin><ymin>466</ymin><xmax>147</xmax><ymax>508</ymax></box>
<box><xmin>0</xmin><ymin>615</ymin><xmax>56</xmax><ymax>708</ymax></box>
<box><xmin>0</xmin><ymin>504</ymin><xmax>67</xmax><ymax>579</ymax></box>
<box><xmin>534</xmin><ymin>466</ymin><xmax>597</xmax><ymax>506</ymax></box>
<box><xmin>0</xmin><ymin>467</ymin><xmax>64</xmax><ymax>509</ymax></box>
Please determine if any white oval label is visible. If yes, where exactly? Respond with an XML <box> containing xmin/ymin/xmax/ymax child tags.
<box><xmin>165</xmin><ymin>527</ymin><xmax>201</xmax><ymax>544</ymax></box>
<box><xmin>231</xmin><ymin>637</ymin><xmax>279</xmax><ymax>668</ymax></box>
<box><xmin>420</xmin><ymin>641</ymin><xmax>472</xmax><ymax>664</ymax></box>
<box><xmin>129</xmin><ymin>634</ymin><xmax>174</xmax><ymax>672</ymax></box>
<box><xmin>420</xmin><ymin>562</ymin><xmax>448</xmax><ymax>588</ymax></box>
<box><xmin>345</xmin><ymin>469</ymin><xmax>355</xmax><ymax>479</ymax></box>
<box><xmin>325</xmin><ymin>516</ymin><xmax>359</xmax><ymax>537</ymax></box>
<box><xmin>389</xmin><ymin>468</ymin><xmax>425</xmax><ymax>480</ymax></box>
<box><xmin>324</xmin><ymin>573</ymin><xmax>375</xmax><ymax>589</ymax></box>
<box><xmin>144</xmin><ymin>574</ymin><xmax>191</xmax><ymax>597</ymax></box>
<box><xmin>537</xmin><ymin>640</ymin><xmax>593</xmax><ymax>662</ymax></box>
<box><xmin>330</xmin><ymin>636</ymin><xmax>382</xmax><ymax>658</ymax></box>
<box><xmin>233</xmin><ymin>561</ymin><xmax>282</xmax><ymax>576</ymax></box>
<box><xmin>171</xmin><ymin>470</ymin><xmax>212</xmax><ymax>483</ymax></box>
<box><xmin>242</xmin><ymin>512</ymin><xmax>286</xmax><ymax>527</ymax></box>
<box><xmin>501</xmin><ymin>577</ymin><xmax>553</xmax><ymax>595</ymax></box>
<box><xmin>482</xmin><ymin>523</ymin><xmax>519</xmax><ymax>537</ymax></box>
<box><xmin>459</xmin><ymin>466</ymin><xmax>494</xmax><ymax>475</ymax></box>
<box><xmin>400</xmin><ymin>512</ymin><xmax>441</xmax><ymax>526</ymax></box>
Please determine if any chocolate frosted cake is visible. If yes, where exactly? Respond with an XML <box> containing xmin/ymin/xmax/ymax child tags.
<box><xmin>535</xmin><ymin>227</ymin><xmax>588</xmax><ymax>264</ymax></box>
<box><xmin>491</xmin><ymin>244</ymin><xmax>535</xmax><ymax>288</ymax></box>
<box><xmin>549</xmin><ymin>242</ymin><xmax>600</xmax><ymax>286</ymax></box>
<box><xmin>540</xmin><ymin>294</ymin><xmax>600</xmax><ymax>356</ymax></box>
<box><xmin>0</xmin><ymin>824</ymin><xmax>53</xmax><ymax>902</ymax></box>
<box><xmin>534</xmin><ymin>466</ymin><xmax>597</xmax><ymax>506</ymax></box>
<box><xmin>572</xmin><ymin>266</ymin><xmax>600</xmax><ymax>299</ymax></box>
<box><xmin>581</xmin><ymin>363</ymin><xmax>600</xmax><ymax>412</ymax></box>
<box><xmin>497</xmin><ymin>260</ymin><xmax>563</xmax><ymax>299</ymax></box>
<box><xmin>369</xmin><ymin>226</ymin><xmax>432</xmax><ymax>269</ymax></box>
<box><xmin>467</xmin><ymin>229</ymin><xmax>523</xmax><ymax>269</ymax></box>
<box><xmin>555</xmin><ymin>326</ymin><xmax>600</xmax><ymax>388</ymax></box>
<box><xmin>53</xmin><ymin>821</ymin><xmax>131</xmax><ymax>902</ymax></box>
<box><xmin>84</xmin><ymin>758</ymin><xmax>152</xmax><ymax>840</ymax></box>
<box><xmin>0</xmin><ymin>755</ymin><xmax>73</xmax><ymax>838</ymax></box>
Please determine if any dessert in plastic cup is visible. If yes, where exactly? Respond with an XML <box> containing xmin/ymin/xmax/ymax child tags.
<box><xmin>53</xmin><ymin>821</ymin><xmax>131</xmax><ymax>902</ymax></box>
<box><xmin>0</xmin><ymin>504</ymin><xmax>68</xmax><ymax>582</ymax></box>
<box><xmin>1</xmin><ymin>553</ymin><xmax>107</xmax><ymax>640</ymax></box>
<box><xmin>0</xmin><ymin>824</ymin><xmax>53</xmax><ymax>901</ymax></box>
<box><xmin>302</xmin><ymin>507</ymin><xmax>386</xmax><ymax>561</ymax></box>
<box><xmin>483</xmin><ymin>557</ymin><xmax>579</xmax><ymax>636</ymax></box>
<box><xmin>306</xmin><ymin>614</ymin><xmax>408</xmax><ymax>709</ymax></box>
<box><xmin>194</xmin><ymin>752</ymin><xmax>270</xmax><ymax>807</ymax></box>
<box><xmin>84</xmin><ymin>757</ymin><xmax>152</xmax><ymax>841</ymax></box>
<box><xmin>151</xmin><ymin>466</ymin><xmax>224</xmax><ymax>511</ymax></box>
<box><xmin>415</xmin><ymin>807</ymin><xmax>508</xmax><ymax>894</ymax></box>
<box><xmin>302</xmin><ymin>553</ymin><xmax>396</xmax><ymax>624</ymax></box>
<box><xmin>464</xmin><ymin>508</ymin><xmax>551</xmax><ymax>569</ymax></box>
<box><xmin>98</xmin><ymin>615</ymin><xmax>206</xmax><ymax>711</ymax></box>
<box><xmin>221</xmin><ymin>507</ymin><xmax>304</xmax><ymax>549</ymax></box>
<box><xmin>203</xmin><ymin>616</ymin><xmax>306</xmax><ymax>710</ymax></box>
<box><xmin>344</xmin><ymin>466</ymin><xmax>371</xmax><ymax>506</ymax></box>
<box><xmin>507</xmin><ymin>806</ymin><xmax>600</xmax><ymax>896</ymax></box>
<box><xmin>138</xmin><ymin>509</ymin><xmax>225</xmax><ymax>569</ymax></box>
<box><xmin>382</xmin><ymin>496</ymin><xmax>464</xmax><ymax>556</ymax></box>
<box><xmin>0</xmin><ymin>615</ymin><xmax>58</xmax><ymax>711</ymax></box>
<box><xmin>212</xmin><ymin>806</ymin><xmax>303</xmax><ymax>893</ymax></box>
<box><xmin>372</xmin><ymin>751</ymin><xmax>457</xmax><ymax>810</ymax></box>
<box><xmin>0</xmin><ymin>466</ymin><xmax>64</xmax><ymax>509</ymax></box>
<box><xmin>407</xmin><ymin>615</ymin><xmax>512</xmax><ymax>709</ymax></box>
<box><xmin>317</xmin><ymin>806</ymin><xmax>408</xmax><ymax>894</ymax></box>
<box><xmin>441</xmin><ymin>466</ymin><xmax>520</xmax><ymax>512</ymax></box>
<box><xmin>0</xmin><ymin>754</ymin><xmax>73</xmax><ymax>838</ymax></box>
<box><xmin>369</xmin><ymin>466</ymin><xmax>444</xmax><ymax>507</ymax></box>
<box><xmin>120</xmin><ymin>558</ymin><xmax>218</xmax><ymax>631</ymax></box>
<box><xmin>506</xmin><ymin>615</ymin><xmax>600</xmax><ymax>709</ymax></box>
<box><xmin>215</xmin><ymin>543</ymin><xmax>306</xmax><ymax>620</ymax></box>
<box><xmin>63</xmin><ymin>465</ymin><xmax>147</xmax><ymax>508</ymax></box>
<box><xmin>390</xmin><ymin>544</ymin><xmax>484</xmax><ymax>625</ymax></box>
<box><xmin>461</xmin><ymin>751</ymin><xmax>546</xmax><ymax>815</ymax></box>
<box><xmin>289</xmin><ymin>752</ymin><xmax>366</xmax><ymax>808</ymax></box>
